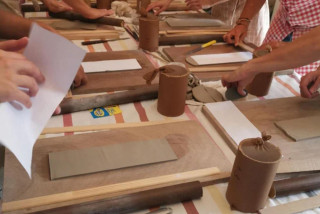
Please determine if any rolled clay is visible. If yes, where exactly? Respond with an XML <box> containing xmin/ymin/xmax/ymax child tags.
<box><xmin>97</xmin><ymin>0</ymin><xmax>112</xmax><ymax>9</ymax></box>
<box><xmin>139</xmin><ymin>16</ymin><xmax>159</xmax><ymax>52</ymax></box>
<box><xmin>137</xmin><ymin>0</ymin><xmax>151</xmax><ymax>14</ymax></box>
<box><xmin>246</xmin><ymin>49</ymin><xmax>273</xmax><ymax>97</ymax></box>
<box><xmin>38</xmin><ymin>181</ymin><xmax>203</xmax><ymax>214</ymax></box>
<box><xmin>157</xmin><ymin>65</ymin><xmax>189</xmax><ymax>117</ymax></box>
<box><xmin>226</xmin><ymin>133</ymin><xmax>281</xmax><ymax>212</ymax></box>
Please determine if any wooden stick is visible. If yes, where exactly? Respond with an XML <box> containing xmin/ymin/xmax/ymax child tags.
<box><xmin>188</xmin><ymin>66</ymin><xmax>240</xmax><ymax>73</ymax></box>
<box><xmin>2</xmin><ymin>167</ymin><xmax>220</xmax><ymax>213</ymax></box>
<box><xmin>165</xmin><ymin>32</ymin><xmax>227</xmax><ymax>37</ymax></box>
<box><xmin>238</xmin><ymin>42</ymin><xmax>255</xmax><ymax>53</ymax></box>
<box><xmin>260</xmin><ymin>194</ymin><xmax>320</xmax><ymax>214</ymax></box>
<box><xmin>41</xmin><ymin>119</ymin><xmax>188</xmax><ymax>134</ymax></box>
<box><xmin>166</xmin><ymin>29</ymin><xmax>230</xmax><ymax>34</ymax></box>
<box><xmin>60</xmin><ymin>31</ymin><xmax>119</xmax><ymax>40</ymax></box>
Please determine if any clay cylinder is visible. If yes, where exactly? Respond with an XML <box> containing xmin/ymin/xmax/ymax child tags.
<box><xmin>97</xmin><ymin>0</ymin><xmax>112</xmax><ymax>9</ymax></box>
<box><xmin>226</xmin><ymin>136</ymin><xmax>281</xmax><ymax>212</ymax></box>
<box><xmin>157</xmin><ymin>65</ymin><xmax>189</xmax><ymax>117</ymax></box>
<box><xmin>246</xmin><ymin>49</ymin><xmax>273</xmax><ymax>97</ymax></box>
<box><xmin>137</xmin><ymin>0</ymin><xmax>151</xmax><ymax>13</ymax></box>
<box><xmin>139</xmin><ymin>16</ymin><xmax>159</xmax><ymax>52</ymax></box>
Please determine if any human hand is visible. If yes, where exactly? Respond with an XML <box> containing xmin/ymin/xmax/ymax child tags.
<box><xmin>73</xmin><ymin>65</ymin><xmax>88</xmax><ymax>88</ymax></box>
<box><xmin>221</xmin><ymin>64</ymin><xmax>257</xmax><ymax>96</ymax></box>
<box><xmin>185</xmin><ymin>0</ymin><xmax>203</xmax><ymax>11</ymax></box>
<box><xmin>82</xmin><ymin>8</ymin><xmax>114</xmax><ymax>19</ymax></box>
<box><xmin>0</xmin><ymin>37</ymin><xmax>28</xmax><ymax>52</ymax></box>
<box><xmin>300</xmin><ymin>67</ymin><xmax>320</xmax><ymax>98</ymax></box>
<box><xmin>255</xmin><ymin>40</ymin><xmax>286</xmax><ymax>52</ymax></box>
<box><xmin>41</xmin><ymin>0</ymin><xmax>73</xmax><ymax>13</ymax></box>
<box><xmin>146</xmin><ymin>0</ymin><xmax>171</xmax><ymax>16</ymax></box>
<box><xmin>223</xmin><ymin>24</ymin><xmax>248</xmax><ymax>46</ymax></box>
<box><xmin>0</xmin><ymin>49</ymin><xmax>45</xmax><ymax>108</ymax></box>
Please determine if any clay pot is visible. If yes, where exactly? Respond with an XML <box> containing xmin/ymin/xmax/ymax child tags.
<box><xmin>97</xmin><ymin>0</ymin><xmax>112</xmax><ymax>9</ymax></box>
<box><xmin>139</xmin><ymin>16</ymin><xmax>159</xmax><ymax>52</ymax></box>
<box><xmin>246</xmin><ymin>49</ymin><xmax>273</xmax><ymax>97</ymax></box>
<box><xmin>226</xmin><ymin>134</ymin><xmax>281</xmax><ymax>212</ymax></box>
<box><xmin>157</xmin><ymin>65</ymin><xmax>189</xmax><ymax>117</ymax></box>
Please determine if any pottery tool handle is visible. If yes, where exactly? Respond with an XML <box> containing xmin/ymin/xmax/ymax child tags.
<box><xmin>273</xmin><ymin>173</ymin><xmax>320</xmax><ymax>197</ymax></box>
<box><xmin>61</xmin><ymin>85</ymin><xmax>159</xmax><ymax>114</ymax></box>
<box><xmin>40</xmin><ymin>181</ymin><xmax>203</xmax><ymax>214</ymax></box>
<box><xmin>49</xmin><ymin>11</ymin><xmax>124</xmax><ymax>27</ymax></box>
<box><xmin>201</xmin><ymin>40</ymin><xmax>216</xmax><ymax>48</ymax></box>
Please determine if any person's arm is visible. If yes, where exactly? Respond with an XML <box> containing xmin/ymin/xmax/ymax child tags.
<box><xmin>222</xmin><ymin>26</ymin><xmax>320</xmax><ymax>95</ymax></box>
<box><xmin>62</xmin><ymin>0</ymin><xmax>113</xmax><ymax>19</ymax></box>
<box><xmin>185</xmin><ymin>0</ymin><xmax>227</xmax><ymax>11</ymax></box>
<box><xmin>146</xmin><ymin>0</ymin><xmax>173</xmax><ymax>15</ymax></box>
<box><xmin>223</xmin><ymin>0</ymin><xmax>266</xmax><ymax>46</ymax></box>
<box><xmin>41</xmin><ymin>0</ymin><xmax>73</xmax><ymax>13</ymax></box>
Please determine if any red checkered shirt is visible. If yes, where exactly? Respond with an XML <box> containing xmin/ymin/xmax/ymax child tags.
<box><xmin>263</xmin><ymin>0</ymin><xmax>320</xmax><ymax>76</ymax></box>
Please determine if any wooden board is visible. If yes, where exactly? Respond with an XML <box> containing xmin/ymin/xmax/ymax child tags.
<box><xmin>2</xmin><ymin>120</ymin><xmax>232</xmax><ymax>213</ymax></box>
<box><xmin>31</xmin><ymin>18</ymin><xmax>121</xmax><ymax>40</ymax></box>
<box><xmin>203</xmin><ymin>96</ymin><xmax>320</xmax><ymax>173</ymax></box>
<box><xmin>163</xmin><ymin>43</ymin><xmax>250</xmax><ymax>80</ymax></box>
<box><xmin>72</xmin><ymin>50</ymin><xmax>156</xmax><ymax>95</ymax></box>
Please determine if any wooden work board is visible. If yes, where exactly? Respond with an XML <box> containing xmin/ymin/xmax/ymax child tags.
<box><xmin>72</xmin><ymin>50</ymin><xmax>155</xmax><ymax>95</ymax></box>
<box><xmin>203</xmin><ymin>96</ymin><xmax>320</xmax><ymax>174</ymax></box>
<box><xmin>159</xmin><ymin>13</ymin><xmax>230</xmax><ymax>45</ymax></box>
<box><xmin>30</xmin><ymin>18</ymin><xmax>121</xmax><ymax>40</ymax></box>
<box><xmin>2</xmin><ymin>120</ymin><xmax>231</xmax><ymax>213</ymax></box>
<box><xmin>163</xmin><ymin>43</ymin><xmax>249</xmax><ymax>80</ymax></box>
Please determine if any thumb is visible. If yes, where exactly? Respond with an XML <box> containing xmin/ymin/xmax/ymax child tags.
<box><xmin>0</xmin><ymin>37</ymin><xmax>28</xmax><ymax>52</ymax></box>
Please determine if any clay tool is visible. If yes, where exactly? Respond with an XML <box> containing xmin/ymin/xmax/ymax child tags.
<box><xmin>60</xmin><ymin>85</ymin><xmax>159</xmax><ymax>114</ymax></box>
<box><xmin>185</xmin><ymin>40</ymin><xmax>216</xmax><ymax>55</ymax></box>
<box><xmin>81</xmin><ymin>38</ymin><xmax>130</xmax><ymax>45</ymax></box>
<box><xmin>33</xmin><ymin>181</ymin><xmax>203</xmax><ymax>214</ymax></box>
<box><xmin>124</xmin><ymin>25</ymin><xmax>139</xmax><ymax>41</ymax></box>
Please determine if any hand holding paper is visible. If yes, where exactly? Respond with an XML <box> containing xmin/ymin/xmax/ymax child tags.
<box><xmin>0</xmin><ymin>23</ymin><xmax>86</xmax><ymax>177</ymax></box>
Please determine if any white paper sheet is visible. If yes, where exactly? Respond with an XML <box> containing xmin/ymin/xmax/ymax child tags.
<box><xmin>205</xmin><ymin>101</ymin><xmax>261</xmax><ymax>145</ymax></box>
<box><xmin>191</xmin><ymin>52</ymin><xmax>253</xmax><ymax>65</ymax></box>
<box><xmin>81</xmin><ymin>59</ymin><xmax>141</xmax><ymax>73</ymax></box>
<box><xmin>0</xmin><ymin>24</ymin><xmax>86</xmax><ymax>177</ymax></box>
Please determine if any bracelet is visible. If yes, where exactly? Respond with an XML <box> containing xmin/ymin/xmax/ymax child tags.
<box><xmin>236</xmin><ymin>18</ymin><xmax>251</xmax><ymax>26</ymax></box>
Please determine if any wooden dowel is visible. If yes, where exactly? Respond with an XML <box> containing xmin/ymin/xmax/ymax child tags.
<box><xmin>166</xmin><ymin>29</ymin><xmax>230</xmax><ymax>34</ymax></box>
<box><xmin>238</xmin><ymin>42</ymin><xmax>255</xmax><ymax>53</ymax></box>
<box><xmin>188</xmin><ymin>66</ymin><xmax>240</xmax><ymax>73</ymax></box>
<box><xmin>2</xmin><ymin>167</ymin><xmax>220</xmax><ymax>213</ymax></box>
<box><xmin>41</xmin><ymin>119</ymin><xmax>187</xmax><ymax>134</ymax></box>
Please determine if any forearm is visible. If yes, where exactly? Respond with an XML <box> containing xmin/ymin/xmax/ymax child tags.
<box><xmin>245</xmin><ymin>27</ymin><xmax>320</xmax><ymax>73</ymax></box>
<box><xmin>238</xmin><ymin>0</ymin><xmax>266</xmax><ymax>20</ymax></box>
<box><xmin>0</xmin><ymin>10</ymin><xmax>32</xmax><ymax>39</ymax></box>
<box><xmin>63</xmin><ymin>0</ymin><xmax>91</xmax><ymax>15</ymax></box>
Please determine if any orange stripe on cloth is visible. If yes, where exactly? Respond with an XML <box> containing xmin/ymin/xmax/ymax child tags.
<box><xmin>134</xmin><ymin>102</ymin><xmax>149</xmax><ymax>122</ymax></box>
<box><xmin>274</xmin><ymin>76</ymin><xmax>300</xmax><ymax>96</ymax></box>
<box><xmin>207</xmin><ymin>186</ymin><xmax>233</xmax><ymax>214</ymax></box>
<box><xmin>183</xmin><ymin>201</ymin><xmax>199</xmax><ymax>214</ymax></box>
<box><xmin>85</xmin><ymin>40</ymin><xmax>95</xmax><ymax>53</ymax></box>
<box><xmin>62</xmin><ymin>114</ymin><xmax>73</xmax><ymax>136</ymax></box>
<box><xmin>184</xmin><ymin>105</ymin><xmax>199</xmax><ymax>122</ymax></box>
<box><xmin>103</xmin><ymin>42</ymin><xmax>113</xmax><ymax>51</ymax></box>
<box><xmin>114</xmin><ymin>112</ymin><xmax>124</xmax><ymax>123</ymax></box>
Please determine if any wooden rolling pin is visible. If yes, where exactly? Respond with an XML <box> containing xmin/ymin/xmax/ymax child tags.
<box><xmin>36</xmin><ymin>181</ymin><xmax>203</xmax><ymax>214</ymax></box>
<box><xmin>273</xmin><ymin>173</ymin><xmax>320</xmax><ymax>197</ymax></box>
<box><xmin>61</xmin><ymin>85</ymin><xmax>158</xmax><ymax>114</ymax></box>
<box><xmin>49</xmin><ymin>11</ymin><xmax>124</xmax><ymax>27</ymax></box>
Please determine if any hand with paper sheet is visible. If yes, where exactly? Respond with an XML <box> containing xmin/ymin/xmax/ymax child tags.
<box><xmin>0</xmin><ymin>38</ymin><xmax>44</xmax><ymax>108</ymax></box>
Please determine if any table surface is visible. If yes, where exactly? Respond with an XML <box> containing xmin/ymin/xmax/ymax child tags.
<box><xmin>3</xmin><ymin>12</ymin><xmax>320</xmax><ymax>214</ymax></box>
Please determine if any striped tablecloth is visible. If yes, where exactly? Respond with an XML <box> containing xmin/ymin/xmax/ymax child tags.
<box><xmin>40</xmin><ymin>30</ymin><xmax>320</xmax><ymax>214</ymax></box>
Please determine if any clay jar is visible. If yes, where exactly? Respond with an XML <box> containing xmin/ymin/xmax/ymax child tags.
<box><xmin>226</xmin><ymin>134</ymin><xmax>281</xmax><ymax>212</ymax></box>
<box><xmin>97</xmin><ymin>0</ymin><xmax>112</xmax><ymax>9</ymax></box>
<box><xmin>139</xmin><ymin>16</ymin><xmax>159</xmax><ymax>52</ymax></box>
<box><xmin>246</xmin><ymin>49</ymin><xmax>273</xmax><ymax>97</ymax></box>
<box><xmin>157</xmin><ymin>65</ymin><xmax>189</xmax><ymax>117</ymax></box>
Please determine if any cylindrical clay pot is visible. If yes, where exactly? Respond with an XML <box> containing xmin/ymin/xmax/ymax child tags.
<box><xmin>139</xmin><ymin>16</ymin><xmax>159</xmax><ymax>52</ymax></box>
<box><xmin>97</xmin><ymin>0</ymin><xmax>112</xmax><ymax>9</ymax></box>
<box><xmin>226</xmin><ymin>134</ymin><xmax>281</xmax><ymax>212</ymax></box>
<box><xmin>157</xmin><ymin>65</ymin><xmax>189</xmax><ymax>117</ymax></box>
<box><xmin>246</xmin><ymin>49</ymin><xmax>274</xmax><ymax>97</ymax></box>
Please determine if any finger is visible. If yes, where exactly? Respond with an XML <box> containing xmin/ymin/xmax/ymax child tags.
<box><xmin>102</xmin><ymin>9</ymin><xmax>114</xmax><ymax>16</ymax></box>
<box><xmin>309</xmin><ymin>77</ymin><xmax>320</xmax><ymax>94</ymax></box>
<box><xmin>9</xmin><ymin>89</ymin><xmax>32</xmax><ymax>108</ymax></box>
<box><xmin>155</xmin><ymin>7</ymin><xmax>165</xmax><ymax>15</ymax></box>
<box><xmin>53</xmin><ymin>106</ymin><xmax>61</xmax><ymax>115</ymax></box>
<box><xmin>14</xmin><ymin>75</ymin><xmax>39</xmax><ymax>97</ymax></box>
<box><xmin>299</xmin><ymin>76</ymin><xmax>313</xmax><ymax>98</ymax></box>
<box><xmin>224</xmin><ymin>33</ymin><xmax>235</xmax><ymax>44</ymax></box>
<box><xmin>237</xmin><ymin>86</ymin><xmax>246</xmax><ymax>96</ymax></box>
<box><xmin>0</xmin><ymin>37</ymin><xmax>28</xmax><ymax>52</ymax></box>
<box><xmin>0</xmin><ymin>49</ymin><xmax>26</xmax><ymax>60</ymax></box>
<box><xmin>12</xmin><ymin>59</ymin><xmax>45</xmax><ymax>83</ymax></box>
